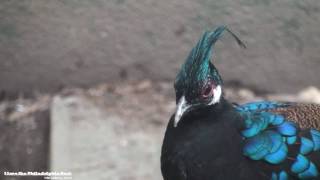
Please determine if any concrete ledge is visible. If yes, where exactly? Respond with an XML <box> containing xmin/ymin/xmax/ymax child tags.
<box><xmin>50</xmin><ymin>96</ymin><xmax>71</xmax><ymax>172</ymax></box>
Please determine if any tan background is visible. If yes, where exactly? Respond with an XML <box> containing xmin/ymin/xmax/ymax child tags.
<box><xmin>1</xmin><ymin>0</ymin><xmax>320</xmax><ymax>96</ymax></box>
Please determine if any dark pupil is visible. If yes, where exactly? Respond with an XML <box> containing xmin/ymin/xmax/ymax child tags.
<box><xmin>203</xmin><ymin>84</ymin><xmax>212</xmax><ymax>97</ymax></box>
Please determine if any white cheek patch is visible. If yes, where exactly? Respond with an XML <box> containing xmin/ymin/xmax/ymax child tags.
<box><xmin>208</xmin><ymin>85</ymin><xmax>222</xmax><ymax>105</ymax></box>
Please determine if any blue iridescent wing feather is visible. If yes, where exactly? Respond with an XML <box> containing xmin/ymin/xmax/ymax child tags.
<box><xmin>236</xmin><ymin>101</ymin><xmax>320</xmax><ymax>179</ymax></box>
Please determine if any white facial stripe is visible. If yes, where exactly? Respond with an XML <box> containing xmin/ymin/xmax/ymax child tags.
<box><xmin>208</xmin><ymin>85</ymin><xmax>222</xmax><ymax>105</ymax></box>
<box><xmin>174</xmin><ymin>96</ymin><xmax>190</xmax><ymax>127</ymax></box>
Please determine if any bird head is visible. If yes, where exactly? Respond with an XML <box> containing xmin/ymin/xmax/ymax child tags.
<box><xmin>173</xmin><ymin>26</ymin><xmax>245</xmax><ymax>127</ymax></box>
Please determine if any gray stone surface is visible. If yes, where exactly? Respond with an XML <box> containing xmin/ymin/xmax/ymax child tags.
<box><xmin>50</xmin><ymin>96</ymin><xmax>71</xmax><ymax>172</ymax></box>
<box><xmin>1</xmin><ymin>0</ymin><xmax>320</xmax><ymax>95</ymax></box>
<box><xmin>0</xmin><ymin>98</ymin><xmax>50</xmax><ymax>180</ymax></box>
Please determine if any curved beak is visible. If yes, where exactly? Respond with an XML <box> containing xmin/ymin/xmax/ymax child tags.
<box><xmin>174</xmin><ymin>96</ymin><xmax>191</xmax><ymax>127</ymax></box>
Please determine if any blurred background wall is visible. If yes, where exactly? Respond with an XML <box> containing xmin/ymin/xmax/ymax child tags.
<box><xmin>1</xmin><ymin>0</ymin><xmax>320</xmax><ymax>96</ymax></box>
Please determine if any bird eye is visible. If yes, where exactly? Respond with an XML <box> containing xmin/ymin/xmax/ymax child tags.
<box><xmin>202</xmin><ymin>83</ymin><xmax>213</xmax><ymax>98</ymax></box>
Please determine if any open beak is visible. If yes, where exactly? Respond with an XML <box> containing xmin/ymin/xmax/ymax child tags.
<box><xmin>174</xmin><ymin>96</ymin><xmax>191</xmax><ymax>127</ymax></box>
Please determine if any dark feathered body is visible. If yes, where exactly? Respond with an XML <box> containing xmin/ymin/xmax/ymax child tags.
<box><xmin>161</xmin><ymin>99</ymin><xmax>272</xmax><ymax>180</ymax></box>
<box><xmin>161</xmin><ymin>100</ymin><xmax>320</xmax><ymax>180</ymax></box>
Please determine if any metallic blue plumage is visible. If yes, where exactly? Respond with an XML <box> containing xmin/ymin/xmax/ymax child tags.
<box><xmin>291</xmin><ymin>154</ymin><xmax>310</xmax><ymax>174</ymax></box>
<box><xmin>310</xmin><ymin>129</ymin><xmax>320</xmax><ymax>151</ymax></box>
<box><xmin>237</xmin><ymin>101</ymin><xmax>320</xmax><ymax>179</ymax></box>
<box><xmin>236</xmin><ymin>101</ymin><xmax>288</xmax><ymax>112</ymax></box>
<box><xmin>271</xmin><ymin>171</ymin><xmax>288</xmax><ymax>180</ymax></box>
<box><xmin>266</xmin><ymin>131</ymin><xmax>283</xmax><ymax>153</ymax></box>
<box><xmin>269</xmin><ymin>114</ymin><xmax>285</xmax><ymax>126</ymax></box>
<box><xmin>264</xmin><ymin>142</ymin><xmax>288</xmax><ymax>164</ymax></box>
<box><xmin>298</xmin><ymin>162</ymin><xmax>318</xmax><ymax>179</ymax></box>
<box><xmin>300</xmin><ymin>137</ymin><xmax>314</xmax><ymax>155</ymax></box>
<box><xmin>286</xmin><ymin>136</ymin><xmax>297</xmax><ymax>145</ymax></box>
<box><xmin>241</xmin><ymin>119</ymin><xmax>262</xmax><ymax>137</ymax></box>
<box><xmin>239</xmin><ymin>108</ymin><xmax>292</xmax><ymax>165</ymax></box>
<box><xmin>241</xmin><ymin>112</ymin><xmax>270</xmax><ymax>137</ymax></box>
<box><xmin>277</xmin><ymin>121</ymin><xmax>297</xmax><ymax>136</ymax></box>
<box><xmin>279</xmin><ymin>171</ymin><xmax>288</xmax><ymax>180</ymax></box>
<box><xmin>243</xmin><ymin>134</ymin><xmax>270</xmax><ymax>160</ymax></box>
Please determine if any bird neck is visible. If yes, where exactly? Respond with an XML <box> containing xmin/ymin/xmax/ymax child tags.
<box><xmin>189</xmin><ymin>97</ymin><xmax>232</xmax><ymax>120</ymax></box>
<box><xmin>171</xmin><ymin>96</ymin><xmax>239</xmax><ymax>130</ymax></box>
